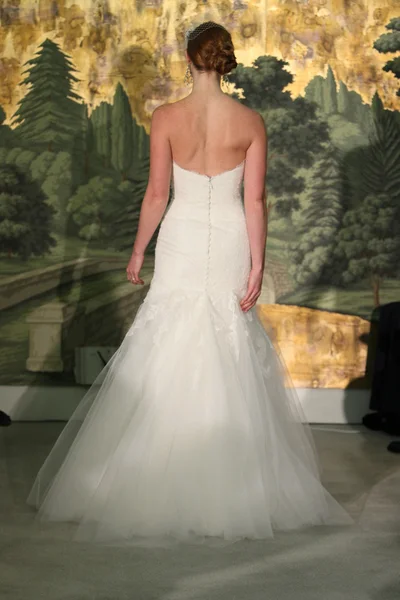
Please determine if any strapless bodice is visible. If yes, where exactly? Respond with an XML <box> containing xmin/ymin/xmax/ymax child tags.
<box><xmin>171</xmin><ymin>160</ymin><xmax>245</xmax><ymax>205</ymax></box>
<box><xmin>154</xmin><ymin>157</ymin><xmax>250</xmax><ymax>297</ymax></box>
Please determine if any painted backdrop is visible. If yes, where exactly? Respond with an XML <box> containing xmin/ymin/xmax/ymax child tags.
<box><xmin>0</xmin><ymin>1</ymin><xmax>399</xmax><ymax>389</ymax></box>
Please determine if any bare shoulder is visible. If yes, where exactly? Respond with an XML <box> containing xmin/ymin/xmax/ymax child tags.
<box><xmin>151</xmin><ymin>100</ymin><xmax>185</xmax><ymax>130</ymax></box>
<box><xmin>153</xmin><ymin>99</ymin><xmax>185</xmax><ymax>114</ymax></box>
<box><xmin>150</xmin><ymin>103</ymin><xmax>176</xmax><ymax>139</ymax></box>
<box><xmin>226</xmin><ymin>96</ymin><xmax>266</xmax><ymax>133</ymax></box>
<box><xmin>239</xmin><ymin>102</ymin><xmax>266</xmax><ymax>132</ymax></box>
<box><xmin>151</xmin><ymin>102</ymin><xmax>171</xmax><ymax>121</ymax></box>
<box><xmin>227</xmin><ymin>95</ymin><xmax>259</xmax><ymax>116</ymax></box>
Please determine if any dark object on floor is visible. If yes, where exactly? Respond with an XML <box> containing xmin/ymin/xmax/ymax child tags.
<box><xmin>363</xmin><ymin>412</ymin><xmax>400</xmax><ymax>436</ymax></box>
<box><xmin>365</xmin><ymin>302</ymin><xmax>400</xmax><ymax>437</ymax></box>
<box><xmin>387</xmin><ymin>441</ymin><xmax>400</xmax><ymax>454</ymax></box>
<box><xmin>0</xmin><ymin>410</ymin><xmax>12</xmax><ymax>427</ymax></box>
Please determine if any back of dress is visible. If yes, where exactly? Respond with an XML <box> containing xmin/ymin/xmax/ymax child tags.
<box><xmin>27</xmin><ymin>140</ymin><xmax>353</xmax><ymax>547</ymax></box>
<box><xmin>151</xmin><ymin>158</ymin><xmax>250</xmax><ymax>299</ymax></box>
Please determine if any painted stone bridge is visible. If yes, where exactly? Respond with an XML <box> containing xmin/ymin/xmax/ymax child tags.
<box><xmin>259</xmin><ymin>257</ymin><xmax>294</xmax><ymax>304</ymax></box>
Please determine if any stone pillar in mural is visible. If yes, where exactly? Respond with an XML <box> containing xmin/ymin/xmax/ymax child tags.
<box><xmin>26</xmin><ymin>301</ymin><xmax>85</xmax><ymax>373</ymax></box>
<box><xmin>258</xmin><ymin>272</ymin><xmax>276</xmax><ymax>304</ymax></box>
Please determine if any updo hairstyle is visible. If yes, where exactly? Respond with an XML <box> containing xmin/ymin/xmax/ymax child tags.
<box><xmin>186</xmin><ymin>22</ymin><xmax>238</xmax><ymax>76</ymax></box>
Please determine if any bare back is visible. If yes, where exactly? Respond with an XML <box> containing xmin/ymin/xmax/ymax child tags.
<box><xmin>165</xmin><ymin>95</ymin><xmax>261</xmax><ymax>177</ymax></box>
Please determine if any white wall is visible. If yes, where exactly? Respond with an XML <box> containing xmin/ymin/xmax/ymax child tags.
<box><xmin>1</xmin><ymin>386</ymin><xmax>371</xmax><ymax>424</ymax></box>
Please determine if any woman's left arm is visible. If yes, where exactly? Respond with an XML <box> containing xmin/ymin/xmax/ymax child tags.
<box><xmin>127</xmin><ymin>105</ymin><xmax>171</xmax><ymax>284</ymax></box>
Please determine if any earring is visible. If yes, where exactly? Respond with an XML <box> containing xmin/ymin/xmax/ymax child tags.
<box><xmin>184</xmin><ymin>64</ymin><xmax>193</xmax><ymax>85</ymax></box>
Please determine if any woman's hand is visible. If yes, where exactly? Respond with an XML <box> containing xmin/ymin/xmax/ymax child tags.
<box><xmin>240</xmin><ymin>266</ymin><xmax>263</xmax><ymax>312</ymax></box>
<box><xmin>126</xmin><ymin>250</ymin><xmax>145</xmax><ymax>285</ymax></box>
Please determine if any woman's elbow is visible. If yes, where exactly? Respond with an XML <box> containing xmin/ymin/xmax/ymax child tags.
<box><xmin>144</xmin><ymin>186</ymin><xmax>169</xmax><ymax>207</ymax></box>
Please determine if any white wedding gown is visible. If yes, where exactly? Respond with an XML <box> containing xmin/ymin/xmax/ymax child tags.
<box><xmin>28</xmin><ymin>159</ymin><xmax>353</xmax><ymax>546</ymax></box>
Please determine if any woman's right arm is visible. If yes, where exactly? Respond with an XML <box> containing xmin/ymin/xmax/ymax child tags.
<box><xmin>240</xmin><ymin>112</ymin><xmax>268</xmax><ymax>312</ymax></box>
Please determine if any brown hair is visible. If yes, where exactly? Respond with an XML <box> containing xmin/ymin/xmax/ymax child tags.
<box><xmin>186</xmin><ymin>22</ymin><xmax>237</xmax><ymax>76</ymax></box>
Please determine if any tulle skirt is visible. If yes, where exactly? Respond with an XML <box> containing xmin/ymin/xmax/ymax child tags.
<box><xmin>27</xmin><ymin>284</ymin><xmax>353</xmax><ymax>547</ymax></box>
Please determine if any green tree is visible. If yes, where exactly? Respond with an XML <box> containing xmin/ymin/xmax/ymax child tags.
<box><xmin>373</xmin><ymin>17</ymin><xmax>400</xmax><ymax>97</ymax></box>
<box><xmin>228</xmin><ymin>56</ymin><xmax>293</xmax><ymax>109</ymax></box>
<box><xmin>0</xmin><ymin>105</ymin><xmax>16</xmax><ymax>147</ymax></box>
<box><xmin>42</xmin><ymin>152</ymin><xmax>75</xmax><ymax>231</ymax></box>
<box><xmin>323</xmin><ymin>66</ymin><xmax>338</xmax><ymax>115</ymax></box>
<box><xmin>337</xmin><ymin>81</ymin><xmax>352</xmax><ymax>118</ymax></box>
<box><xmin>0</xmin><ymin>163</ymin><xmax>56</xmax><ymax>259</ymax></box>
<box><xmin>30</xmin><ymin>150</ymin><xmax>57</xmax><ymax>184</ymax></box>
<box><xmin>3</xmin><ymin>147</ymin><xmax>36</xmax><ymax>173</ymax></box>
<box><xmin>342</xmin><ymin>92</ymin><xmax>400</xmax><ymax>212</ymax></box>
<box><xmin>67</xmin><ymin>176</ymin><xmax>126</xmax><ymax>241</ymax></box>
<box><xmin>4</xmin><ymin>148</ymin><xmax>78</xmax><ymax>232</ymax></box>
<box><xmin>82</xmin><ymin>104</ymin><xmax>94</xmax><ymax>177</ymax></box>
<box><xmin>358</xmin><ymin>93</ymin><xmax>400</xmax><ymax>203</ymax></box>
<box><xmin>228</xmin><ymin>56</ymin><xmax>329</xmax><ymax>216</ymax></box>
<box><xmin>12</xmin><ymin>38</ymin><xmax>83</xmax><ymax>151</ymax></box>
<box><xmin>307</xmin><ymin>75</ymin><xmax>372</xmax><ymax>134</ymax></box>
<box><xmin>338</xmin><ymin>82</ymin><xmax>370</xmax><ymax>131</ymax></box>
<box><xmin>132</xmin><ymin>118</ymin><xmax>149</xmax><ymax>162</ymax></box>
<box><xmin>305</xmin><ymin>68</ymin><xmax>338</xmax><ymax>116</ymax></box>
<box><xmin>111</xmin><ymin>83</ymin><xmax>133</xmax><ymax>180</ymax></box>
<box><xmin>334</xmin><ymin>193</ymin><xmax>400</xmax><ymax>306</ymax></box>
<box><xmin>91</xmin><ymin>101</ymin><xmax>112</xmax><ymax>167</ymax></box>
<box><xmin>304</xmin><ymin>75</ymin><xmax>324</xmax><ymax>109</ymax></box>
<box><xmin>112</xmin><ymin>155</ymin><xmax>162</xmax><ymax>254</ymax></box>
<box><xmin>289</xmin><ymin>145</ymin><xmax>344</xmax><ymax>286</ymax></box>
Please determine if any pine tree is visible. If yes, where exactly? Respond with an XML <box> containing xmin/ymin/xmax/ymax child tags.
<box><xmin>289</xmin><ymin>145</ymin><xmax>344</xmax><ymax>286</ymax></box>
<box><xmin>0</xmin><ymin>105</ymin><xmax>15</xmax><ymax>147</ymax></box>
<box><xmin>111</xmin><ymin>83</ymin><xmax>133</xmax><ymax>180</ymax></box>
<box><xmin>361</xmin><ymin>93</ymin><xmax>400</xmax><ymax>204</ymax></box>
<box><xmin>12</xmin><ymin>38</ymin><xmax>83</xmax><ymax>151</ymax></box>
<box><xmin>323</xmin><ymin>66</ymin><xmax>338</xmax><ymax>115</ymax></box>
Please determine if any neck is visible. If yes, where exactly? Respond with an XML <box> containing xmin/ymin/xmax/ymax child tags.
<box><xmin>190</xmin><ymin>69</ymin><xmax>223</xmax><ymax>96</ymax></box>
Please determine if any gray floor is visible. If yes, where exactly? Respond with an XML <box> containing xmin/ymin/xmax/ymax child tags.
<box><xmin>1</xmin><ymin>423</ymin><xmax>399</xmax><ymax>600</ymax></box>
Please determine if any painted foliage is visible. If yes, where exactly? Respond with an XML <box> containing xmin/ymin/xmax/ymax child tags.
<box><xmin>0</xmin><ymin>2</ymin><xmax>399</xmax><ymax>386</ymax></box>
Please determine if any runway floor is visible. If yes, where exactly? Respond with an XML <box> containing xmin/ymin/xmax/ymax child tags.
<box><xmin>1</xmin><ymin>423</ymin><xmax>399</xmax><ymax>600</ymax></box>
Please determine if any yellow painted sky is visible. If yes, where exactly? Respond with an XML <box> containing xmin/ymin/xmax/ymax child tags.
<box><xmin>0</xmin><ymin>0</ymin><xmax>398</xmax><ymax>131</ymax></box>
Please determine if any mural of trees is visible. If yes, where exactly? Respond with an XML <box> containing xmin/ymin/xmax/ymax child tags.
<box><xmin>0</xmin><ymin>163</ymin><xmax>55</xmax><ymax>259</ymax></box>
<box><xmin>334</xmin><ymin>193</ymin><xmax>399</xmax><ymax>307</ymax></box>
<box><xmin>111</xmin><ymin>83</ymin><xmax>134</xmax><ymax>180</ymax></box>
<box><xmin>363</xmin><ymin>94</ymin><xmax>400</xmax><ymax>206</ymax></box>
<box><xmin>112</xmin><ymin>155</ymin><xmax>161</xmax><ymax>254</ymax></box>
<box><xmin>91</xmin><ymin>101</ymin><xmax>112</xmax><ymax>168</ymax></box>
<box><xmin>323</xmin><ymin>66</ymin><xmax>338</xmax><ymax>115</ymax></box>
<box><xmin>373</xmin><ymin>17</ymin><xmax>400</xmax><ymax>97</ymax></box>
<box><xmin>331</xmin><ymin>92</ymin><xmax>400</xmax><ymax>306</ymax></box>
<box><xmin>305</xmin><ymin>69</ymin><xmax>371</xmax><ymax>134</ymax></box>
<box><xmin>67</xmin><ymin>176</ymin><xmax>127</xmax><ymax>241</ymax></box>
<box><xmin>0</xmin><ymin>29</ymin><xmax>398</xmax><ymax>324</ymax></box>
<box><xmin>0</xmin><ymin>106</ymin><xmax>15</xmax><ymax>147</ymax></box>
<box><xmin>12</xmin><ymin>39</ymin><xmax>84</xmax><ymax>152</ymax></box>
<box><xmin>228</xmin><ymin>56</ymin><xmax>330</xmax><ymax>215</ymax></box>
<box><xmin>0</xmin><ymin>36</ymin><xmax>157</xmax><ymax>265</ymax></box>
<box><xmin>288</xmin><ymin>145</ymin><xmax>344</xmax><ymax>287</ymax></box>
<box><xmin>0</xmin><ymin>14</ymin><xmax>399</xmax><ymax>386</ymax></box>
